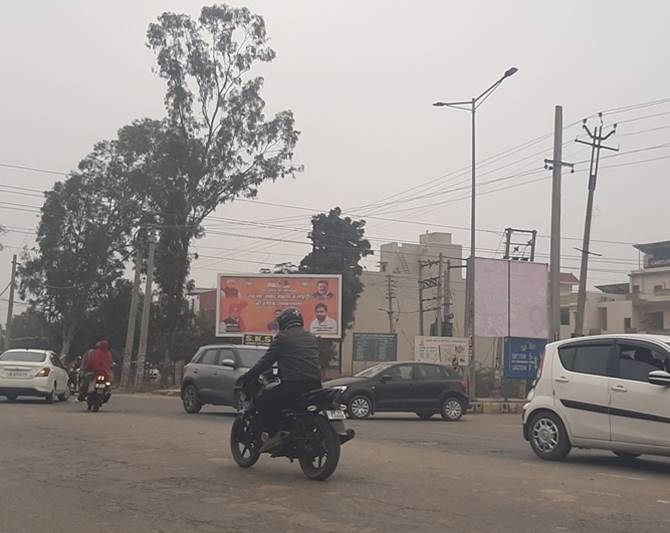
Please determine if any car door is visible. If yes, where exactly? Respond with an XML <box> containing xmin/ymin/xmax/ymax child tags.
<box><xmin>552</xmin><ymin>341</ymin><xmax>615</xmax><ymax>442</ymax></box>
<box><xmin>194</xmin><ymin>348</ymin><xmax>221</xmax><ymax>402</ymax></box>
<box><xmin>413</xmin><ymin>364</ymin><xmax>451</xmax><ymax>409</ymax></box>
<box><xmin>49</xmin><ymin>353</ymin><xmax>69</xmax><ymax>395</ymax></box>
<box><xmin>209</xmin><ymin>347</ymin><xmax>238</xmax><ymax>405</ymax></box>
<box><xmin>609</xmin><ymin>340</ymin><xmax>670</xmax><ymax>447</ymax></box>
<box><xmin>374</xmin><ymin>364</ymin><xmax>418</xmax><ymax>410</ymax></box>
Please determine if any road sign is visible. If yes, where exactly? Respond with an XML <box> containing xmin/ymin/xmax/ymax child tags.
<box><xmin>353</xmin><ymin>333</ymin><xmax>397</xmax><ymax>362</ymax></box>
<box><xmin>504</xmin><ymin>337</ymin><xmax>546</xmax><ymax>379</ymax></box>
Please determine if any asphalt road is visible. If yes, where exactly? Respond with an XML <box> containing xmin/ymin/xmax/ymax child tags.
<box><xmin>1</xmin><ymin>394</ymin><xmax>669</xmax><ymax>533</ymax></box>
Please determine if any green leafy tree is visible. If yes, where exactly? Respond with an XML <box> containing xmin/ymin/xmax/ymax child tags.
<box><xmin>300</xmin><ymin>207</ymin><xmax>373</xmax><ymax>367</ymax></box>
<box><xmin>259</xmin><ymin>262</ymin><xmax>300</xmax><ymax>274</ymax></box>
<box><xmin>18</xmin><ymin>143</ymin><xmax>144</xmax><ymax>356</ymax></box>
<box><xmin>130</xmin><ymin>4</ymin><xmax>301</xmax><ymax>380</ymax></box>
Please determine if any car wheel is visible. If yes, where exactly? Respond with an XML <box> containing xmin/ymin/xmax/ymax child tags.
<box><xmin>58</xmin><ymin>387</ymin><xmax>70</xmax><ymax>402</ymax></box>
<box><xmin>182</xmin><ymin>385</ymin><xmax>202</xmax><ymax>414</ymax></box>
<box><xmin>613</xmin><ymin>451</ymin><xmax>641</xmax><ymax>461</ymax></box>
<box><xmin>45</xmin><ymin>385</ymin><xmax>56</xmax><ymax>404</ymax></box>
<box><xmin>529</xmin><ymin>412</ymin><xmax>571</xmax><ymax>461</ymax></box>
<box><xmin>415</xmin><ymin>411</ymin><xmax>436</xmax><ymax>420</ymax></box>
<box><xmin>347</xmin><ymin>395</ymin><xmax>372</xmax><ymax>419</ymax></box>
<box><xmin>440</xmin><ymin>397</ymin><xmax>464</xmax><ymax>421</ymax></box>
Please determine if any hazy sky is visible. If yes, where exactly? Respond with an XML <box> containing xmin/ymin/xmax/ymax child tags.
<box><xmin>2</xmin><ymin>0</ymin><xmax>669</xmax><ymax>321</ymax></box>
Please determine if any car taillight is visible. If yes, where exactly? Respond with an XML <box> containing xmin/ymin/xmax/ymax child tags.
<box><xmin>96</xmin><ymin>375</ymin><xmax>106</xmax><ymax>382</ymax></box>
<box><xmin>537</xmin><ymin>354</ymin><xmax>545</xmax><ymax>378</ymax></box>
<box><xmin>36</xmin><ymin>367</ymin><xmax>50</xmax><ymax>377</ymax></box>
<box><xmin>460</xmin><ymin>378</ymin><xmax>469</xmax><ymax>394</ymax></box>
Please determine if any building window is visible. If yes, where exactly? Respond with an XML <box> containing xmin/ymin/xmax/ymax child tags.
<box><xmin>654</xmin><ymin>284</ymin><xmax>664</xmax><ymax>293</ymax></box>
<box><xmin>633</xmin><ymin>285</ymin><xmax>640</xmax><ymax>294</ymax></box>
<box><xmin>646</xmin><ymin>312</ymin><xmax>664</xmax><ymax>331</ymax></box>
<box><xmin>624</xmin><ymin>317</ymin><xmax>632</xmax><ymax>330</ymax></box>
<box><xmin>560</xmin><ymin>308</ymin><xmax>570</xmax><ymax>326</ymax></box>
<box><xmin>599</xmin><ymin>308</ymin><xmax>608</xmax><ymax>331</ymax></box>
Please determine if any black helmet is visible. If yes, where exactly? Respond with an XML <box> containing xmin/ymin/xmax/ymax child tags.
<box><xmin>277</xmin><ymin>307</ymin><xmax>303</xmax><ymax>331</ymax></box>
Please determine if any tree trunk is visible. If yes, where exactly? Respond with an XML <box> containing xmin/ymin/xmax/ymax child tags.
<box><xmin>60</xmin><ymin>322</ymin><xmax>77</xmax><ymax>358</ymax></box>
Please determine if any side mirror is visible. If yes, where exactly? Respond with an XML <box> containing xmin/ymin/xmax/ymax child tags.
<box><xmin>648</xmin><ymin>370</ymin><xmax>670</xmax><ymax>386</ymax></box>
<box><xmin>380</xmin><ymin>374</ymin><xmax>393</xmax><ymax>383</ymax></box>
<box><xmin>221</xmin><ymin>358</ymin><xmax>237</xmax><ymax>369</ymax></box>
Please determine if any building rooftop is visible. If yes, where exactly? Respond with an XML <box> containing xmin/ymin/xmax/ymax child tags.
<box><xmin>595</xmin><ymin>282</ymin><xmax>629</xmax><ymax>295</ymax></box>
<box><xmin>633</xmin><ymin>240</ymin><xmax>670</xmax><ymax>254</ymax></box>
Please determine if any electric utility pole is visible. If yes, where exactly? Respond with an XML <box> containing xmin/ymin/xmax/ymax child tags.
<box><xmin>574</xmin><ymin>115</ymin><xmax>618</xmax><ymax>336</ymax></box>
<box><xmin>134</xmin><ymin>228</ymin><xmax>157</xmax><ymax>388</ymax></box>
<box><xmin>5</xmin><ymin>254</ymin><xmax>17</xmax><ymax>346</ymax></box>
<box><xmin>121</xmin><ymin>234</ymin><xmax>144</xmax><ymax>388</ymax></box>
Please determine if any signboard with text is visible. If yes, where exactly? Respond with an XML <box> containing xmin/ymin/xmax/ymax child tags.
<box><xmin>414</xmin><ymin>336</ymin><xmax>468</xmax><ymax>367</ymax></box>
<box><xmin>353</xmin><ymin>333</ymin><xmax>397</xmax><ymax>362</ymax></box>
<box><xmin>216</xmin><ymin>274</ymin><xmax>342</xmax><ymax>339</ymax></box>
<box><xmin>503</xmin><ymin>337</ymin><xmax>546</xmax><ymax>379</ymax></box>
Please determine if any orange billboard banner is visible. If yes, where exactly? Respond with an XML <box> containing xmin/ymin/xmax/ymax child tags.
<box><xmin>216</xmin><ymin>274</ymin><xmax>343</xmax><ymax>339</ymax></box>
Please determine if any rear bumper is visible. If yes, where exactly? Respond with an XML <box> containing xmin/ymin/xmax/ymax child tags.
<box><xmin>0</xmin><ymin>386</ymin><xmax>50</xmax><ymax>397</ymax></box>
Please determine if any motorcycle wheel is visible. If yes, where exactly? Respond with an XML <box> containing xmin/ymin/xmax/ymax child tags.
<box><xmin>230</xmin><ymin>416</ymin><xmax>261</xmax><ymax>468</ymax></box>
<box><xmin>298</xmin><ymin>415</ymin><xmax>341</xmax><ymax>481</ymax></box>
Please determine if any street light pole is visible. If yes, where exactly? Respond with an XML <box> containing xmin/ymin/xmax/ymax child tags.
<box><xmin>433</xmin><ymin>67</ymin><xmax>518</xmax><ymax>402</ymax></box>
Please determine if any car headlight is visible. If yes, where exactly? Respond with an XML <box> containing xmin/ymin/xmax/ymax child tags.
<box><xmin>330</xmin><ymin>385</ymin><xmax>348</xmax><ymax>392</ymax></box>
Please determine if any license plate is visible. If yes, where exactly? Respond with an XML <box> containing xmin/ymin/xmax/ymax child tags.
<box><xmin>7</xmin><ymin>371</ymin><xmax>27</xmax><ymax>378</ymax></box>
<box><xmin>326</xmin><ymin>410</ymin><xmax>346</xmax><ymax>420</ymax></box>
<box><xmin>95</xmin><ymin>383</ymin><xmax>106</xmax><ymax>389</ymax></box>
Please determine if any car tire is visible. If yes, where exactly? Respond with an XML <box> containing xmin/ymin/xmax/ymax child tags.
<box><xmin>58</xmin><ymin>387</ymin><xmax>70</xmax><ymax>402</ymax></box>
<box><xmin>347</xmin><ymin>395</ymin><xmax>372</xmax><ymax>419</ymax></box>
<box><xmin>440</xmin><ymin>397</ymin><xmax>465</xmax><ymax>421</ymax></box>
<box><xmin>45</xmin><ymin>385</ymin><xmax>56</xmax><ymax>404</ymax></box>
<box><xmin>182</xmin><ymin>385</ymin><xmax>202</xmax><ymax>414</ymax></box>
<box><xmin>529</xmin><ymin>411</ymin><xmax>571</xmax><ymax>461</ymax></box>
<box><xmin>613</xmin><ymin>451</ymin><xmax>641</xmax><ymax>461</ymax></box>
<box><xmin>415</xmin><ymin>411</ymin><xmax>436</xmax><ymax>420</ymax></box>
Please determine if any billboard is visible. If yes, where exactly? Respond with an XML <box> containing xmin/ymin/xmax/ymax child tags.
<box><xmin>474</xmin><ymin>258</ymin><xmax>548</xmax><ymax>339</ymax></box>
<box><xmin>504</xmin><ymin>337</ymin><xmax>546</xmax><ymax>379</ymax></box>
<box><xmin>216</xmin><ymin>274</ymin><xmax>342</xmax><ymax>339</ymax></box>
<box><xmin>353</xmin><ymin>333</ymin><xmax>397</xmax><ymax>362</ymax></box>
<box><xmin>414</xmin><ymin>336</ymin><xmax>469</xmax><ymax>367</ymax></box>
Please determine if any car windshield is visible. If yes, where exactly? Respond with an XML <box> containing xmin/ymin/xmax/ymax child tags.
<box><xmin>0</xmin><ymin>351</ymin><xmax>47</xmax><ymax>363</ymax></box>
<box><xmin>355</xmin><ymin>364</ymin><xmax>392</xmax><ymax>378</ymax></box>
<box><xmin>237</xmin><ymin>348</ymin><xmax>266</xmax><ymax>368</ymax></box>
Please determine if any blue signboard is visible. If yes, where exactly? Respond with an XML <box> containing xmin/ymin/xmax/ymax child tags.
<box><xmin>504</xmin><ymin>337</ymin><xmax>546</xmax><ymax>379</ymax></box>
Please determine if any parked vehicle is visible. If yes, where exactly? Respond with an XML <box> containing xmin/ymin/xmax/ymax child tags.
<box><xmin>181</xmin><ymin>344</ymin><xmax>268</xmax><ymax>413</ymax></box>
<box><xmin>523</xmin><ymin>334</ymin><xmax>670</xmax><ymax>461</ymax></box>
<box><xmin>84</xmin><ymin>373</ymin><xmax>112</xmax><ymax>412</ymax></box>
<box><xmin>0</xmin><ymin>349</ymin><xmax>70</xmax><ymax>403</ymax></box>
<box><xmin>230</xmin><ymin>374</ymin><xmax>355</xmax><ymax>481</ymax></box>
<box><xmin>324</xmin><ymin>361</ymin><xmax>469</xmax><ymax>421</ymax></box>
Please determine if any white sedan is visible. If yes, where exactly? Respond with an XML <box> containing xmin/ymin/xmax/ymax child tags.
<box><xmin>0</xmin><ymin>349</ymin><xmax>70</xmax><ymax>403</ymax></box>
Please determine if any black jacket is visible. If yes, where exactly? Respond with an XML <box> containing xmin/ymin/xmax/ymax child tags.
<box><xmin>245</xmin><ymin>326</ymin><xmax>322</xmax><ymax>384</ymax></box>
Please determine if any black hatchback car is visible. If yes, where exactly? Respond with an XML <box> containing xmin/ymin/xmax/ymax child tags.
<box><xmin>324</xmin><ymin>362</ymin><xmax>469</xmax><ymax>421</ymax></box>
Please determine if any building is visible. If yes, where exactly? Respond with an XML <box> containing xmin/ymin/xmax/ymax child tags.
<box><xmin>631</xmin><ymin>241</ymin><xmax>670</xmax><ymax>333</ymax></box>
<box><xmin>341</xmin><ymin>232</ymin><xmax>468</xmax><ymax>374</ymax></box>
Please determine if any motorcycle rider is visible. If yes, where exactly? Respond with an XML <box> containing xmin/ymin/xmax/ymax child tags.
<box><xmin>78</xmin><ymin>340</ymin><xmax>113</xmax><ymax>401</ymax></box>
<box><xmin>238</xmin><ymin>308</ymin><xmax>322</xmax><ymax>449</ymax></box>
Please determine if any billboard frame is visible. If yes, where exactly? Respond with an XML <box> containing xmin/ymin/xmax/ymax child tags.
<box><xmin>215</xmin><ymin>273</ymin><xmax>343</xmax><ymax>340</ymax></box>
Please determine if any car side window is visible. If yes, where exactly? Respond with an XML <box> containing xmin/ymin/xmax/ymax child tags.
<box><xmin>416</xmin><ymin>365</ymin><xmax>447</xmax><ymax>380</ymax></box>
<box><xmin>561</xmin><ymin>344</ymin><xmax>612</xmax><ymax>376</ymax></box>
<box><xmin>388</xmin><ymin>365</ymin><xmax>413</xmax><ymax>380</ymax></box>
<box><xmin>617</xmin><ymin>343</ymin><xmax>668</xmax><ymax>382</ymax></box>
<box><xmin>50</xmin><ymin>354</ymin><xmax>63</xmax><ymax>369</ymax></box>
<box><xmin>199</xmin><ymin>349</ymin><xmax>219</xmax><ymax>365</ymax></box>
<box><xmin>219</xmin><ymin>348</ymin><xmax>236</xmax><ymax>365</ymax></box>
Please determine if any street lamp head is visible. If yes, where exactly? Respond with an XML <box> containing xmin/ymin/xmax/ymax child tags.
<box><xmin>504</xmin><ymin>67</ymin><xmax>519</xmax><ymax>78</ymax></box>
<box><xmin>433</xmin><ymin>102</ymin><xmax>448</xmax><ymax>107</ymax></box>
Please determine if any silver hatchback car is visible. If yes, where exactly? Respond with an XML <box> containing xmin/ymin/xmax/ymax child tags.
<box><xmin>181</xmin><ymin>344</ymin><xmax>267</xmax><ymax>413</ymax></box>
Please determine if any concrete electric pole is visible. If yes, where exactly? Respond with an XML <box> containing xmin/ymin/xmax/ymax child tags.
<box><xmin>574</xmin><ymin>116</ymin><xmax>618</xmax><ymax>336</ymax></box>
<box><xmin>5</xmin><ymin>254</ymin><xmax>17</xmax><ymax>346</ymax></box>
<box><xmin>134</xmin><ymin>228</ymin><xmax>157</xmax><ymax>388</ymax></box>
<box><xmin>121</xmin><ymin>235</ymin><xmax>144</xmax><ymax>388</ymax></box>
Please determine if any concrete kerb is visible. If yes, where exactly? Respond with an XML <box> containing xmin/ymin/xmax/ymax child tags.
<box><xmin>468</xmin><ymin>399</ymin><xmax>526</xmax><ymax>415</ymax></box>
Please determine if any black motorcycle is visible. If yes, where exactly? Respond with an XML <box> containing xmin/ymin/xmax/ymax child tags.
<box><xmin>85</xmin><ymin>373</ymin><xmax>112</xmax><ymax>412</ymax></box>
<box><xmin>230</xmin><ymin>377</ymin><xmax>355</xmax><ymax>481</ymax></box>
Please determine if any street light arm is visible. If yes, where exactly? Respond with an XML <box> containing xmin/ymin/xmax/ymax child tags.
<box><xmin>433</xmin><ymin>101</ymin><xmax>472</xmax><ymax>112</ymax></box>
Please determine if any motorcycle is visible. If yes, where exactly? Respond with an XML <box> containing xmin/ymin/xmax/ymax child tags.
<box><xmin>68</xmin><ymin>368</ymin><xmax>81</xmax><ymax>395</ymax></box>
<box><xmin>230</xmin><ymin>375</ymin><xmax>355</xmax><ymax>481</ymax></box>
<box><xmin>85</xmin><ymin>373</ymin><xmax>112</xmax><ymax>412</ymax></box>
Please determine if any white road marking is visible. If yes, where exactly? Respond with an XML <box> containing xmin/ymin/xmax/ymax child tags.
<box><xmin>596</xmin><ymin>472</ymin><xmax>645</xmax><ymax>482</ymax></box>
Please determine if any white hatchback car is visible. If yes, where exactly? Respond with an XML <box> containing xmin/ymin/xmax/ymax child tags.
<box><xmin>0</xmin><ymin>349</ymin><xmax>70</xmax><ymax>403</ymax></box>
<box><xmin>523</xmin><ymin>334</ymin><xmax>670</xmax><ymax>461</ymax></box>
